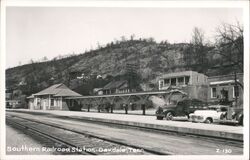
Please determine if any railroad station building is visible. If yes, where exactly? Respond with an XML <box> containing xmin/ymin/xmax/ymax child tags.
<box><xmin>27</xmin><ymin>83</ymin><xmax>82</xmax><ymax>110</ymax></box>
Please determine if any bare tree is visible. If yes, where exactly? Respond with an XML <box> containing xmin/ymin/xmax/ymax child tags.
<box><xmin>188</xmin><ymin>27</ymin><xmax>208</xmax><ymax>71</ymax></box>
<box><xmin>121</xmin><ymin>35</ymin><xmax>127</xmax><ymax>42</ymax></box>
<box><xmin>215</xmin><ymin>22</ymin><xmax>243</xmax><ymax>72</ymax></box>
<box><xmin>29</xmin><ymin>59</ymin><xmax>35</xmax><ymax>64</ymax></box>
<box><xmin>97</xmin><ymin>42</ymin><xmax>102</xmax><ymax>49</ymax></box>
<box><xmin>215</xmin><ymin>22</ymin><xmax>243</xmax><ymax>90</ymax></box>
<box><xmin>147</xmin><ymin>37</ymin><xmax>155</xmax><ymax>43</ymax></box>
<box><xmin>191</xmin><ymin>27</ymin><xmax>205</xmax><ymax>46</ymax></box>
<box><xmin>130</xmin><ymin>34</ymin><xmax>135</xmax><ymax>41</ymax></box>
<box><xmin>42</xmin><ymin>56</ymin><xmax>48</xmax><ymax>62</ymax></box>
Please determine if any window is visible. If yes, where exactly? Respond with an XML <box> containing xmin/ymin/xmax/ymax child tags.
<box><xmin>51</xmin><ymin>99</ymin><xmax>54</xmax><ymax>106</ymax></box>
<box><xmin>171</xmin><ymin>78</ymin><xmax>176</xmax><ymax>86</ymax></box>
<box><xmin>159</xmin><ymin>80</ymin><xmax>164</xmax><ymax>89</ymax></box>
<box><xmin>70</xmin><ymin>99</ymin><xmax>74</xmax><ymax>106</ymax></box>
<box><xmin>178</xmin><ymin>77</ymin><xmax>184</xmax><ymax>85</ymax></box>
<box><xmin>211</xmin><ymin>87</ymin><xmax>217</xmax><ymax>98</ymax></box>
<box><xmin>36</xmin><ymin>98</ymin><xmax>40</xmax><ymax>106</ymax></box>
<box><xmin>164</xmin><ymin>79</ymin><xmax>170</xmax><ymax>85</ymax></box>
<box><xmin>233</xmin><ymin>86</ymin><xmax>239</xmax><ymax>98</ymax></box>
<box><xmin>185</xmin><ymin>76</ymin><xmax>190</xmax><ymax>85</ymax></box>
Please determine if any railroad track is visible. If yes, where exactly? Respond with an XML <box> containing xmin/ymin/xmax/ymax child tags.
<box><xmin>7</xmin><ymin>110</ymin><xmax>243</xmax><ymax>144</ymax></box>
<box><xmin>6</xmin><ymin>111</ymin><xmax>243</xmax><ymax>150</ymax></box>
<box><xmin>6</xmin><ymin>115</ymin><xmax>168</xmax><ymax>155</ymax></box>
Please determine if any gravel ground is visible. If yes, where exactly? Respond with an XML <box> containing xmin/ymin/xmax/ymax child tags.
<box><xmin>6</xmin><ymin>125</ymin><xmax>54</xmax><ymax>155</ymax></box>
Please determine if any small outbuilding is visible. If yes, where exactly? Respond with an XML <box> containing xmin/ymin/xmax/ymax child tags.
<box><xmin>27</xmin><ymin>83</ymin><xmax>82</xmax><ymax>110</ymax></box>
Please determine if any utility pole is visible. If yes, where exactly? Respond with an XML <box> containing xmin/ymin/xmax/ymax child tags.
<box><xmin>234</xmin><ymin>70</ymin><xmax>238</xmax><ymax>108</ymax></box>
<box><xmin>126</xmin><ymin>63</ymin><xmax>139</xmax><ymax>92</ymax></box>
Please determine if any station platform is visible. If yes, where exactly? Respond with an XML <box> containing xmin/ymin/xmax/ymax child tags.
<box><xmin>6</xmin><ymin>109</ymin><xmax>243</xmax><ymax>141</ymax></box>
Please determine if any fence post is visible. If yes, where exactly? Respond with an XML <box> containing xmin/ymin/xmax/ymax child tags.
<box><xmin>124</xmin><ymin>104</ymin><xmax>128</xmax><ymax>114</ymax></box>
<box><xmin>142</xmin><ymin>104</ymin><xmax>146</xmax><ymax>115</ymax></box>
<box><xmin>87</xmin><ymin>104</ymin><xmax>90</xmax><ymax>112</ymax></box>
<box><xmin>98</xmin><ymin>104</ymin><xmax>101</xmax><ymax>113</ymax></box>
<box><xmin>111</xmin><ymin>104</ymin><xmax>113</xmax><ymax>113</ymax></box>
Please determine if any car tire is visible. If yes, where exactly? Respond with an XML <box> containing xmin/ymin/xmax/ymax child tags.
<box><xmin>156</xmin><ymin>116</ymin><xmax>163</xmax><ymax>120</ymax></box>
<box><xmin>204</xmin><ymin>118</ymin><xmax>213</xmax><ymax>124</ymax></box>
<box><xmin>165</xmin><ymin>112</ymin><xmax>174</xmax><ymax>121</ymax></box>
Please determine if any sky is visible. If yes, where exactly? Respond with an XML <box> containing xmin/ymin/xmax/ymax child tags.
<box><xmin>6</xmin><ymin>7</ymin><xmax>243</xmax><ymax>68</ymax></box>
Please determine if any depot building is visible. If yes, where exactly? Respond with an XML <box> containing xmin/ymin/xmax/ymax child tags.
<box><xmin>27</xmin><ymin>83</ymin><xmax>82</xmax><ymax>110</ymax></box>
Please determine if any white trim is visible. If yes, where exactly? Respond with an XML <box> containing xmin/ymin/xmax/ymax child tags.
<box><xmin>233</xmin><ymin>85</ymin><xmax>239</xmax><ymax>99</ymax></box>
<box><xmin>48</xmin><ymin>95</ymin><xmax>51</xmax><ymax>110</ymax></box>
<box><xmin>60</xmin><ymin>97</ymin><xmax>63</xmax><ymax>110</ymax></box>
<box><xmin>233</xmin><ymin>86</ymin><xmax>235</xmax><ymax>98</ymax></box>
<box><xmin>159</xmin><ymin>80</ymin><xmax>164</xmax><ymax>89</ymax></box>
<box><xmin>43</xmin><ymin>100</ymin><xmax>46</xmax><ymax>110</ymax></box>
<box><xmin>210</xmin><ymin>80</ymin><xmax>239</xmax><ymax>85</ymax></box>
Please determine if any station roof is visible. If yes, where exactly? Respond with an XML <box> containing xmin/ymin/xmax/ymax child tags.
<box><xmin>159</xmin><ymin>71</ymin><xmax>204</xmax><ymax>79</ymax></box>
<box><xmin>66</xmin><ymin>89</ymin><xmax>187</xmax><ymax>99</ymax></box>
<box><xmin>32</xmin><ymin>83</ymin><xmax>82</xmax><ymax>97</ymax></box>
<box><xmin>27</xmin><ymin>94</ymin><xmax>34</xmax><ymax>99</ymax></box>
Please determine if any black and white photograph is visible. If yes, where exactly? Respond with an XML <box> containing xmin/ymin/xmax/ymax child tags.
<box><xmin>1</xmin><ymin>0</ymin><xmax>249</xmax><ymax>160</ymax></box>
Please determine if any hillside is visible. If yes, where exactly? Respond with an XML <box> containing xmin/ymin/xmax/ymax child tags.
<box><xmin>6</xmin><ymin>38</ymin><xmax>243</xmax><ymax>96</ymax></box>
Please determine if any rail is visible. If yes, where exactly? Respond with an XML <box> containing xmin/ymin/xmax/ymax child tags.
<box><xmin>6</xmin><ymin>115</ymin><xmax>169</xmax><ymax>155</ymax></box>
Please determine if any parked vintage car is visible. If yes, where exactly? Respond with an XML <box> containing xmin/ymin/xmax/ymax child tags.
<box><xmin>219</xmin><ymin>105</ymin><xmax>244</xmax><ymax>126</ymax></box>
<box><xmin>189</xmin><ymin>105</ymin><xmax>228</xmax><ymax>124</ymax></box>
<box><xmin>155</xmin><ymin>98</ymin><xmax>208</xmax><ymax>120</ymax></box>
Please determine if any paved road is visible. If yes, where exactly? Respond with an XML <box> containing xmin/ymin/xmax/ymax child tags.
<box><xmin>6</xmin><ymin>111</ymin><xmax>243</xmax><ymax>155</ymax></box>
